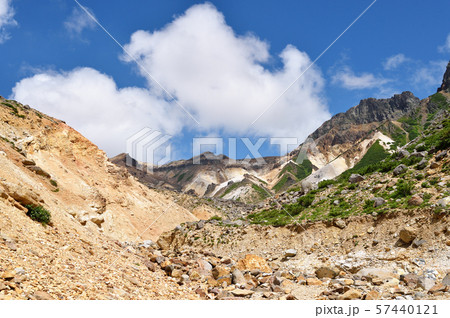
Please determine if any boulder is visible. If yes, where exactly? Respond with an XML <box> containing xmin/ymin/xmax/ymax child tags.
<box><xmin>435</xmin><ymin>150</ymin><xmax>447</xmax><ymax>161</ymax></box>
<box><xmin>334</xmin><ymin>219</ymin><xmax>346</xmax><ymax>229</ymax></box>
<box><xmin>22</xmin><ymin>159</ymin><xmax>36</xmax><ymax>166</ymax></box>
<box><xmin>372</xmin><ymin>197</ymin><xmax>386</xmax><ymax>207</ymax></box>
<box><xmin>430</xmin><ymin>161</ymin><xmax>439</xmax><ymax>169</ymax></box>
<box><xmin>237</xmin><ymin>254</ymin><xmax>272</xmax><ymax>273</ymax></box>
<box><xmin>26</xmin><ymin>166</ymin><xmax>51</xmax><ymax>178</ymax></box>
<box><xmin>338</xmin><ymin>288</ymin><xmax>362</xmax><ymax>300</ymax></box>
<box><xmin>417</xmin><ymin>277</ymin><xmax>435</xmax><ymax>291</ymax></box>
<box><xmin>365</xmin><ymin>290</ymin><xmax>380</xmax><ymax>300</ymax></box>
<box><xmin>32</xmin><ymin>291</ymin><xmax>54</xmax><ymax>300</ymax></box>
<box><xmin>442</xmin><ymin>273</ymin><xmax>450</xmax><ymax>287</ymax></box>
<box><xmin>315</xmin><ymin>267</ymin><xmax>338</xmax><ymax>279</ymax></box>
<box><xmin>416</xmin><ymin>158</ymin><xmax>427</xmax><ymax>170</ymax></box>
<box><xmin>349</xmin><ymin>174</ymin><xmax>364</xmax><ymax>184</ymax></box>
<box><xmin>396</xmin><ymin>149</ymin><xmax>410</xmax><ymax>159</ymax></box>
<box><xmin>284</xmin><ymin>249</ymin><xmax>297</xmax><ymax>258</ymax></box>
<box><xmin>408</xmin><ymin>195</ymin><xmax>423</xmax><ymax>206</ymax></box>
<box><xmin>212</xmin><ymin>266</ymin><xmax>231</xmax><ymax>279</ymax></box>
<box><xmin>437</xmin><ymin>197</ymin><xmax>450</xmax><ymax>208</ymax></box>
<box><xmin>232</xmin><ymin>269</ymin><xmax>247</xmax><ymax>285</ymax></box>
<box><xmin>393</xmin><ymin>164</ymin><xmax>407</xmax><ymax>176</ymax></box>
<box><xmin>306</xmin><ymin>277</ymin><xmax>322</xmax><ymax>286</ymax></box>
<box><xmin>357</xmin><ymin>268</ymin><xmax>398</xmax><ymax>281</ymax></box>
<box><xmin>399</xmin><ymin>227</ymin><xmax>417</xmax><ymax>243</ymax></box>
<box><xmin>231</xmin><ymin>289</ymin><xmax>254</xmax><ymax>297</ymax></box>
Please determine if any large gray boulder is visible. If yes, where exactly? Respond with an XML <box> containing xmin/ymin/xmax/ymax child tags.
<box><xmin>349</xmin><ymin>174</ymin><xmax>364</xmax><ymax>184</ymax></box>
<box><xmin>393</xmin><ymin>164</ymin><xmax>407</xmax><ymax>176</ymax></box>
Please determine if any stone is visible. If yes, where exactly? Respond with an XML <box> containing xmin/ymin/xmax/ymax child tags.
<box><xmin>123</xmin><ymin>274</ymin><xmax>142</xmax><ymax>287</ymax></box>
<box><xmin>417</xmin><ymin>277</ymin><xmax>435</xmax><ymax>291</ymax></box>
<box><xmin>396</xmin><ymin>149</ymin><xmax>410</xmax><ymax>159</ymax></box>
<box><xmin>0</xmin><ymin>282</ymin><xmax>7</xmax><ymax>291</ymax></box>
<box><xmin>367</xmin><ymin>227</ymin><xmax>374</xmax><ymax>234</ymax></box>
<box><xmin>338</xmin><ymin>288</ymin><xmax>361</xmax><ymax>300</ymax></box>
<box><xmin>170</xmin><ymin>269</ymin><xmax>183</xmax><ymax>279</ymax></box>
<box><xmin>437</xmin><ymin>197</ymin><xmax>450</xmax><ymax>208</ymax></box>
<box><xmin>393</xmin><ymin>164</ymin><xmax>407</xmax><ymax>176</ymax></box>
<box><xmin>1</xmin><ymin>270</ymin><xmax>15</xmax><ymax>280</ymax></box>
<box><xmin>334</xmin><ymin>219</ymin><xmax>346</xmax><ymax>229</ymax></box>
<box><xmin>372</xmin><ymin>197</ymin><xmax>386</xmax><ymax>207</ymax></box>
<box><xmin>32</xmin><ymin>291</ymin><xmax>54</xmax><ymax>300</ymax></box>
<box><xmin>430</xmin><ymin>161</ymin><xmax>439</xmax><ymax>169</ymax></box>
<box><xmin>26</xmin><ymin>166</ymin><xmax>51</xmax><ymax>178</ymax></box>
<box><xmin>315</xmin><ymin>267</ymin><xmax>338</xmax><ymax>279</ymax></box>
<box><xmin>22</xmin><ymin>159</ymin><xmax>36</xmax><ymax>166</ymax></box>
<box><xmin>416</xmin><ymin>158</ymin><xmax>427</xmax><ymax>169</ymax></box>
<box><xmin>442</xmin><ymin>273</ymin><xmax>450</xmax><ymax>286</ymax></box>
<box><xmin>231</xmin><ymin>289</ymin><xmax>254</xmax><ymax>297</ymax></box>
<box><xmin>306</xmin><ymin>278</ymin><xmax>323</xmax><ymax>286</ymax></box>
<box><xmin>435</xmin><ymin>150</ymin><xmax>447</xmax><ymax>161</ymax></box>
<box><xmin>284</xmin><ymin>249</ymin><xmax>297</xmax><ymax>258</ymax></box>
<box><xmin>237</xmin><ymin>254</ymin><xmax>272</xmax><ymax>273</ymax></box>
<box><xmin>402</xmin><ymin>273</ymin><xmax>419</xmax><ymax>287</ymax></box>
<box><xmin>357</xmin><ymin>268</ymin><xmax>397</xmax><ymax>281</ymax></box>
<box><xmin>143</xmin><ymin>260</ymin><xmax>157</xmax><ymax>272</ymax></box>
<box><xmin>349</xmin><ymin>174</ymin><xmax>364</xmax><ymax>184</ymax></box>
<box><xmin>212</xmin><ymin>266</ymin><xmax>231</xmax><ymax>279</ymax></box>
<box><xmin>232</xmin><ymin>269</ymin><xmax>247</xmax><ymax>285</ymax></box>
<box><xmin>365</xmin><ymin>290</ymin><xmax>380</xmax><ymax>300</ymax></box>
<box><xmin>428</xmin><ymin>283</ymin><xmax>446</xmax><ymax>294</ymax></box>
<box><xmin>412</xmin><ymin>238</ymin><xmax>427</xmax><ymax>248</ymax></box>
<box><xmin>408</xmin><ymin>195</ymin><xmax>423</xmax><ymax>206</ymax></box>
<box><xmin>197</xmin><ymin>259</ymin><xmax>213</xmax><ymax>272</ymax></box>
<box><xmin>216</xmin><ymin>276</ymin><xmax>232</xmax><ymax>286</ymax></box>
<box><xmin>399</xmin><ymin>227</ymin><xmax>417</xmax><ymax>243</ymax></box>
<box><xmin>196</xmin><ymin>220</ymin><xmax>205</xmax><ymax>230</ymax></box>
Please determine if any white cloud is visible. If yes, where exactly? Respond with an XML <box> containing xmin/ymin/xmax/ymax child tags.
<box><xmin>383</xmin><ymin>53</ymin><xmax>409</xmax><ymax>70</ymax></box>
<box><xmin>64</xmin><ymin>7</ymin><xmax>96</xmax><ymax>35</ymax></box>
<box><xmin>121</xmin><ymin>3</ymin><xmax>330</xmax><ymax>138</ymax></box>
<box><xmin>332</xmin><ymin>66</ymin><xmax>389</xmax><ymax>90</ymax></box>
<box><xmin>412</xmin><ymin>60</ymin><xmax>448</xmax><ymax>88</ymax></box>
<box><xmin>438</xmin><ymin>34</ymin><xmax>450</xmax><ymax>53</ymax></box>
<box><xmin>0</xmin><ymin>0</ymin><xmax>17</xmax><ymax>43</ymax></box>
<box><xmin>11</xmin><ymin>68</ymin><xmax>184</xmax><ymax>156</ymax></box>
<box><xmin>12</xmin><ymin>3</ymin><xmax>331</xmax><ymax>157</ymax></box>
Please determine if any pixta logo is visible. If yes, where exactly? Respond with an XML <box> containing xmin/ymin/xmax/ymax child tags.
<box><xmin>126</xmin><ymin>128</ymin><xmax>172</xmax><ymax>173</ymax></box>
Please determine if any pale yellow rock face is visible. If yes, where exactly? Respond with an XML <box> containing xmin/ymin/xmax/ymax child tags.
<box><xmin>0</xmin><ymin>100</ymin><xmax>197</xmax><ymax>242</ymax></box>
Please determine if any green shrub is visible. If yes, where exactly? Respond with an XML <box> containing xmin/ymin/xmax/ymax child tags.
<box><xmin>50</xmin><ymin>179</ymin><xmax>58</xmax><ymax>187</ymax></box>
<box><xmin>415</xmin><ymin>174</ymin><xmax>424</xmax><ymax>180</ymax></box>
<box><xmin>25</xmin><ymin>205</ymin><xmax>51</xmax><ymax>225</ymax></box>
<box><xmin>421</xmin><ymin>181</ymin><xmax>430</xmax><ymax>188</ymax></box>
<box><xmin>296</xmin><ymin>192</ymin><xmax>315</xmax><ymax>208</ymax></box>
<box><xmin>392</xmin><ymin>180</ymin><xmax>413</xmax><ymax>198</ymax></box>
<box><xmin>347</xmin><ymin>183</ymin><xmax>357</xmax><ymax>190</ymax></box>
<box><xmin>318</xmin><ymin>179</ymin><xmax>335</xmax><ymax>189</ymax></box>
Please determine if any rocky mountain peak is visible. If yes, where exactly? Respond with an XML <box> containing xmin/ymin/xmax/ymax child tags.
<box><xmin>438</xmin><ymin>60</ymin><xmax>450</xmax><ymax>92</ymax></box>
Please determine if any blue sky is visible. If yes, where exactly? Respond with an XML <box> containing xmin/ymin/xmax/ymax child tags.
<box><xmin>1</xmin><ymin>0</ymin><xmax>449</xmax><ymax>161</ymax></box>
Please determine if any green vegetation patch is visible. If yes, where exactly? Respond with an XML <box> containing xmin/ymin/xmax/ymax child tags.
<box><xmin>25</xmin><ymin>205</ymin><xmax>51</xmax><ymax>225</ymax></box>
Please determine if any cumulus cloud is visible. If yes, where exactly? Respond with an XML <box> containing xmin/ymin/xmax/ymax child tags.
<box><xmin>0</xmin><ymin>0</ymin><xmax>17</xmax><ymax>43</ymax></box>
<box><xmin>383</xmin><ymin>53</ymin><xmax>409</xmax><ymax>70</ymax></box>
<box><xmin>11</xmin><ymin>68</ymin><xmax>184</xmax><ymax>156</ymax></box>
<box><xmin>64</xmin><ymin>7</ymin><xmax>96</xmax><ymax>35</ymax></box>
<box><xmin>12</xmin><ymin>3</ymin><xmax>330</xmax><ymax>156</ymax></box>
<box><xmin>438</xmin><ymin>34</ymin><xmax>450</xmax><ymax>53</ymax></box>
<box><xmin>122</xmin><ymin>3</ymin><xmax>330</xmax><ymax>138</ymax></box>
<box><xmin>332</xmin><ymin>66</ymin><xmax>389</xmax><ymax>90</ymax></box>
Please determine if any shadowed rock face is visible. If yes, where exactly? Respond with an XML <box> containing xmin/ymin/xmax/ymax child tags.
<box><xmin>309</xmin><ymin>91</ymin><xmax>420</xmax><ymax>143</ymax></box>
<box><xmin>438</xmin><ymin>61</ymin><xmax>450</xmax><ymax>93</ymax></box>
